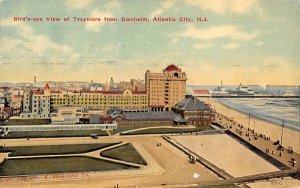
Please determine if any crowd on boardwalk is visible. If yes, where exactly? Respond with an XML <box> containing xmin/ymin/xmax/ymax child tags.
<box><xmin>215</xmin><ymin>113</ymin><xmax>299</xmax><ymax>169</ymax></box>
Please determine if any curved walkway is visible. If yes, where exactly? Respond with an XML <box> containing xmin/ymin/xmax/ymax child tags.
<box><xmin>120</xmin><ymin>125</ymin><xmax>196</xmax><ymax>135</ymax></box>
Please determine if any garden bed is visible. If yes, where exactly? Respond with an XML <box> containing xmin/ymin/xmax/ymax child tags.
<box><xmin>0</xmin><ymin>143</ymin><xmax>119</xmax><ymax>157</ymax></box>
<box><xmin>0</xmin><ymin>156</ymin><xmax>137</xmax><ymax>176</ymax></box>
<box><xmin>101</xmin><ymin>143</ymin><xmax>146</xmax><ymax>165</ymax></box>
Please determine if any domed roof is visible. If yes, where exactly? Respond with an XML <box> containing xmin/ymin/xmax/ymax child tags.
<box><xmin>164</xmin><ymin>64</ymin><xmax>180</xmax><ymax>72</ymax></box>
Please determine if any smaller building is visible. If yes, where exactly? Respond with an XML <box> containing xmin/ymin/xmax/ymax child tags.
<box><xmin>10</xmin><ymin>95</ymin><xmax>23</xmax><ymax>115</ymax></box>
<box><xmin>99</xmin><ymin>108</ymin><xmax>180</xmax><ymax>126</ymax></box>
<box><xmin>172</xmin><ymin>95</ymin><xmax>214</xmax><ymax>126</ymax></box>
<box><xmin>0</xmin><ymin>97</ymin><xmax>8</xmax><ymax>108</ymax></box>
<box><xmin>21</xmin><ymin>84</ymin><xmax>51</xmax><ymax>119</ymax></box>
<box><xmin>192</xmin><ymin>89</ymin><xmax>211</xmax><ymax>97</ymax></box>
<box><xmin>0</xmin><ymin>107</ymin><xmax>12</xmax><ymax>122</ymax></box>
<box><xmin>51</xmin><ymin>106</ymin><xmax>84</xmax><ymax>124</ymax></box>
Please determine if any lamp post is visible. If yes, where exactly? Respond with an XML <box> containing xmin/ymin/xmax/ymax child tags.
<box><xmin>280</xmin><ymin>121</ymin><xmax>284</xmax><ymax>146</ymax></box>
<box><xmin>248</xmin><ymin>113</ymin><xmax>250</xmax><ymax>129</ymax></box>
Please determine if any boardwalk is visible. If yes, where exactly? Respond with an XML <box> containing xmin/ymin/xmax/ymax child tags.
<box><xmin>215</xmin><ymin>113</ymin><xmax>300</xmax><ymax>170</ymax></box>
<box><xmin>197</xmin><ymin>169</ymin><xmax>299</xmax><ymax>187</ymax></box>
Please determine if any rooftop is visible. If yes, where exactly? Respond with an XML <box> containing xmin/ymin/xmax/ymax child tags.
<box><xmin>164</xmin><ymin>64</ymin><xmax>180</xmax><ymax>72</ymax></box>
<box><xmin>174</xmin><ymin>95</ymin><xmax>210</xmax><ymax>111</ymax></box>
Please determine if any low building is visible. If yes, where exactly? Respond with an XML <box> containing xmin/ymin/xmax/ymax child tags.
<box><xmin>0</xmin><ymin>107</ymin><xmax>12</xmax><ymax>122</ymax></box>
<box><xmin>99</xmin><ymin>108</ymin><xmax>181</xmax><ymax>126</ymax></box>
<box><xmin>10</xmin><ymin>95</ymin><xmax>23</xmax><ymax>115</ymax></box>
<box><xmin>0</xmin><ymin>123</ymin><xmax>117</xmax><ymax>136</ymax></box>
<box><xmin>172</xmin><ymin>95</ymin><xmax>214</xmax><ymax>126</ymax></box>
<box><xmin>51</xmin><ymin>106</ymin><xmax>85</xmax><ymax>124</ymax></box>
<box><xmin>119</xmin><ymin>79</ymin><xmax>145</xmax><ymax>91</ymax></box>
<box><xmin>0</xmin><ymin>97</ymin><xmax>8</xmax><ymax>108</ymax></box>
<box><xmin>192</xmin><ymin>89</ymin><xmax>211</xmax><ymax>97</ymax></box>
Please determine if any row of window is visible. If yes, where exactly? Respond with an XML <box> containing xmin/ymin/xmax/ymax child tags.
<box><xmin>51</xmin><ymin>94</ymin><xmax>147</xmax><ymax>98</ymax></box>
<box><xmin>5</xmin><ymin>124</ymin><xmax>117</xmax><ymax>131</ymax></box>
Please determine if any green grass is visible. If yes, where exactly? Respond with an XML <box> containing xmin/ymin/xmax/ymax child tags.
<box><xmin>101</xmin><ymin>143</ymin><xmax>146</xmax><ymax>165</ymax></box>
<box><xmin>121</xmin><ymin>126</ymin><xmax>213</xmax><ymax>135</ymax></box>
<box><xmin>0</xmin><ymin>143</ymin><xmax>119</xmax><ymax>157</ymax></box>
<box><xmin>3</xmin><ymin>129</ymin><xmax>108</xmax><ymax>138</ymax></box>
<box><xmin>112</xmin><ymin>124</ymin><xmax>165</xmax><ymax>135</ymax></box>
<box><xmin>0</xmin><ymin>156</ymin><xmax>137</xmax><ymax>176</ymax></box>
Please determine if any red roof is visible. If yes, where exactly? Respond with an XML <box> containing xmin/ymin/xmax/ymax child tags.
<box><xmin>45</xmin><ymin>83</ymin><xmax>50</xmax><ymax>90</ymax></box>
<box><xmin>31</xmin><ymin>90</ymin><xmax>44</xmax><ymax>95</ymax></box>
<box><xmin>3</xmin><ymin>107</ymin><xmax>13</xmax><ymax>115</ymax></box>
<box><xmin>193</xmin><ymin>89</ymin><xmax>210</xmax><ymax>94</ymax></box>
<box><xmin>78</xmin><ymin>91</ymin><xmax>123</xmax><ymax>94</ymax></box>
<box><xmin>0</xmin><ymin>86</ymin><xmax>10</xmax><ymax>90</ymax></box>
<box><xmin>99</xmin><ymin>115</ymin><xmax>126</xmax><ymax>121</ymax></box>
<box><xmin>164</xmin><ymin>64</ymin><xmax>180</xmax><ymax>72</ymax></box>
<box><xmin>77</xmin><ymin>90</ymin><xmax>146</xmax><ymax>95</ymax></box>
<box><xmin>12</xmin><ymin>95</ymin><xmax>23</xmax><ymax>98</ymax></box>
<box><xmin>50</xmin><ymin>91</ymin><xmax>61</xmax><ymax>94</ymax></box>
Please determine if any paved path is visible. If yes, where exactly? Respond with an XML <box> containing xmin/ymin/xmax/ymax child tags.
<box><xmin>120</xmin><ymin>125</ymin><xmax>196</xmax><ymax>134</ymax></box>
<box><xmin>197</xmin><ymin>168</ymin><xmax>300</xmax><ymax>187</ymax></box>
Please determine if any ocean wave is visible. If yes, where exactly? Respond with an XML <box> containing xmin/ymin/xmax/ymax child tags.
<box><xmin>217</xmin><ymin>98</ymin><xmax>300</xmax><ymax>132</ymax></box>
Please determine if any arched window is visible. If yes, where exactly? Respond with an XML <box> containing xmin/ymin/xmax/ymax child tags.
<box><xmin>174</xmin><ymin>73</ymin><xmax>179</xmax><ymax>77</ymax></box>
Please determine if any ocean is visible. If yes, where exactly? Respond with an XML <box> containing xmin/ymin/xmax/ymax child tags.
<box><xmin>217</xmin><ymin>98</ymin><xmax>300</xmax><ymax>132</ymax></box>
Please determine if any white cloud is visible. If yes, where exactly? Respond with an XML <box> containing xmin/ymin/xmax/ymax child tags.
<box><xmin>0</xmin><ymin>19</ymin><xmax>33</xmax><ymax>35</ymax></box>
<box><xmin>104</xmin><ymin>0</ymin><xmax>121</xmax><ymax>10</ymax></box>
<box><xmin>222</xmin><ymin>43</ymin><xmax>240</xmax><ymax>49</ymax></box>
<box><xmin>185</xmin><ymin>0</ymin><xmax>260</xmax><ymax>14</ymax></box>
<box><xmin>0</xmin><ymin>19</ymin><xmax>80</xmax><ymax>64</ymax></box>
<box><xmin>151</xmin><ymin>0</ymin><xmax>175</xmax><ymax>17</ymax></box>
<box><xmin>256</xmin><ymin>41</ymin><xmax>264</xmax><ymax>46</ymax></box>
<box><xmin>177</xmin><ymin>24</ymin><xmax>258</xmax><ymax>41</ymax></box>
<box><xmin>85</xmin><ymin>1</ymin><xmax>120</xmax><ymax>32</ymax></box>
<box><xmin>65</xmin><ymin>0</ymin><xmax>93</xmax><ymax>10</ymax></box>
<box><xmin>262</xmin><ymin>56</ymin><xmax>290</xmax><ymax>68</ymax></box>
<box><xmin>185</xmin><ymin>56</ymin><xmax>299</xmax><ymax>85</ymax></box>
<box><xmin>194</xmin><ymin>43</ymin><xmax>214</xmax><ymax>49</ymax></box>
<box><xmin>166</xmin><ymin>33</ymin><xmax>179</xmax><ymax>43</ymax></box>
<box><xmin>0</xmin><ymin>0</ymin><xmax>6</xmax><ymax>5</ymax></box>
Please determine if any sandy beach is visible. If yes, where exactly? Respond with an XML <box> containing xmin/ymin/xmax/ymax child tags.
<box><xmin>203</xmin><ymin>98</ymin><xmax>300</xmax><ymax>154</ymax></box>
<box><xmin>174</xmin><ymin>134</ymin><xmax>279</xmax><ymax>177</ymax></box>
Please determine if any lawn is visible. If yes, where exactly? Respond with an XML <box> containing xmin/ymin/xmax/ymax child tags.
<box><xmin>0</xmin><ymin>156</ymin><xmax>137</xmax><ymax>176</ymax></box>
<box><xmin>121</xmin><ymin>126</ymin><xmax>213</xmax><ymax>135</ymax></box>
<box><xmin>3</xmin><ymin>129</ymin><xmax>108</xmax><ymax>139</ymax></box>
<box><xmin>111</xmin><ymin>124</ymin><xmax>164</xmax><ymax>135</ymax></box>
<box><xmin>101</xmin><ymin>143</ymin><xmax>146</xmax><ymax>165</ymax></box>
<box><xmin>0</xmin><ymin>143</ymin><xmax>119</xmax><ymax>157</ymax></box>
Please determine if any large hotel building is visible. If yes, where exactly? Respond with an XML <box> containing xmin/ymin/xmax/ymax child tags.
<box><xmin>50</xmin><ymin>89</ymin><xmax>147</xmax><ymax>111</ymax></box>
<box><xmin>20</xmin><ymin>64</ymin><xmax>186</xmax><ymax>119</ymax></box>
<box><xmin>145</xmin><ymin>64</ymin><xmax>187</xmax><ymax>111</ymax></box>
<box><xmin>21</xmin><ymin>85</ymin><xmax>147</xmax><ymax>119</ymax></box>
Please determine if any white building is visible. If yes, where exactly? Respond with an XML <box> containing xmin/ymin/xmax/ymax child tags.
<box><xmin>20</xmin><ymin>84</ymin><xmax>51</xmax><ymax>119</ymax></box>
<box><xmin>51</xmin><ymin>106</ymin><xmax>84</xmax><ymax>124</ymax></box>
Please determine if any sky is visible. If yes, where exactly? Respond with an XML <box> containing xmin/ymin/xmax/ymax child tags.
<box><xmin>0</xmin><ymin>0</ymin><xmax>299</xmax><ymax>85</ymax></box>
